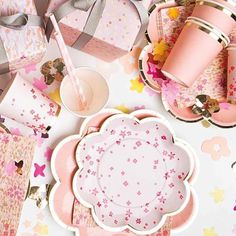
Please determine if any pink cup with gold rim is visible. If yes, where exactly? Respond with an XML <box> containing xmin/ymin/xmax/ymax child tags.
<box><xmin>227</xmin><ymin>44</ymin><xmax>236</xmax><ymax>104</ymax></box>
<box><xmin>191</xmin><ymin>0</ymin><xmax>236</xmax><ymax>35</ymax></box>
<box><xmin>162</xmin><ymin>17</ymin><xmax>229</xmax><ymax>87</ymax></box>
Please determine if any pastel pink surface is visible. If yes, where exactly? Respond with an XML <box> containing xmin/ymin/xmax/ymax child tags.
<box><xmin>0</xmin><ymin>1</ymin><xmax>46</xmax><ymax>72</ymax></box>
<box><xmin>47</xmin><ymin>0</ymin><xmax>143</xmax><ymax>61</ymax></box>
<box><xmin>74</xmin><ymin>115</ymin><xmax>192</xmax><ymax>233</ymax></box>
<box><xmin>171</xmin><ymin>191</ymin><xmax>195</xmax><ymax>230</ymax></box>
<box><xmin>191</xmin><ymin>2</ymin><xmax>236</xmax><ymax>35</ymax></box>
<box><xmin>162</xmin><ymin>22</ymin><xmax>224</xmax><ymax>87</ymax></box>
<box><xmin>52</xmin><ymin>138</ymin><xmax>80</xmax><ymax>228</ymax></box>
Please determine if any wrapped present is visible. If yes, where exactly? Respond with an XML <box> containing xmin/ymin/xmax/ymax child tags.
<box><xmin>0</xmin><ymin>133</ymin><xmax>36</xmax><ymax>236</ymax></box>
<box><xmin>0</xmin><ymin>0</ymin><xmax>46</xmax><ymax>74</ymax></box>
<box><xmin>153</xmin><ymin>5</ymin><xmax>227</xmax><ymax>108</ymax></box>
<box><xmin>46</xmin><ymin>0</ymin><xmax>148</xmax><ymax>62</ymax></box>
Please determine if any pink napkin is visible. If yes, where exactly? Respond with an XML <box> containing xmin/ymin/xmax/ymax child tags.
<box><xmin>0</xmin><ymin>133</ymin><xmax>36</xmax><ymax>236</ymax></box>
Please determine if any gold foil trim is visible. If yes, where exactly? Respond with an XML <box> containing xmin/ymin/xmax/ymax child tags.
<box><xmin>185</xmin><ymin>21</ymin><xmax>227</xmax><ymax>47</ymax></box>
<box><xmin>26</xmin><ymin>183</ymin><xmax>53</xmax><ymax>209</ymax></box>
<box><xmin>196</xmin><ymin>0</ymin><xmax>236</xmax><ymax>21</ymax></box>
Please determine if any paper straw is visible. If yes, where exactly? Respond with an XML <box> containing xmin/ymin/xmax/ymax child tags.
<box><xmin>49</xmin><ymin>14</ymin><xmax>86</xmax><ymax>109</ymax></box>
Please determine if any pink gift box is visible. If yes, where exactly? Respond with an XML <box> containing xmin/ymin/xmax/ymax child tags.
<box><xmin>47</xmin><ymin>0</ymin><xmax>146</xmax><ymax>62</ymax></box>
<box><xmin>0</xmin><ymin>0</ymin><xmax>46</xmax><ymax>73</ymax></box>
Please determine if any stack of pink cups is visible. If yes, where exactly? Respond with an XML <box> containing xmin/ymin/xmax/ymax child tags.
<box><xmin>161</xmin><ymin>0</ymin><xmax>236</xmax><ymax>87</ymax></box>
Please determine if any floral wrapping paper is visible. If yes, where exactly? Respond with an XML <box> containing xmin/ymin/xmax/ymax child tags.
<box><xmin>47</xmin><ymin>0</ymin><xmax>143</xmax><ymax>61</ymax></box>
<box><xmin>156</xmin><ymin>5</ymin><xmax>228</xmax><ymax>108</ymax></box>
<box><xmin>0</xmin><ymin>133</ymin><xmax>36</xmax><ymax>236</ymax></box>
<box><xmin>0</xmin><ymin>0</ymin><xmax>46</xmax><ymax>72</ymax></box>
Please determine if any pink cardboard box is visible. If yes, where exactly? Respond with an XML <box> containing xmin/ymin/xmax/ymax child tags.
<box><xmin>47</xmin><ymin>0</ymin><xmax>147</xmax><ymax>61</ymax></box>
<box><xmin>0</xmin><ymin>0</ymin><xmax>46</xmax><ymax>73</ymax></box>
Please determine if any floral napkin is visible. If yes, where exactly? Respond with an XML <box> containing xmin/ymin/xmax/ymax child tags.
<box><xmin>0</xmin><ymin>133</ymin><xmax>36</xmax><ymax>236</ymax></box>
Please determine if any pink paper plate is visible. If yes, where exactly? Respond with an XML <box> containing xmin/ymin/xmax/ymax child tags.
<box><xmin>50</xmin><ymin>109</ymin><xmax>197</xmax><ymax>235</ymax></box>
<box><xmin>162</xmin><ymin>96</ymin><xmax>236</xmax><ymax>128</ymax></box>
<box><xmin>73</xmin><ymin>114</ymin><xmax>194</xmax><ymax>235</ymax></box>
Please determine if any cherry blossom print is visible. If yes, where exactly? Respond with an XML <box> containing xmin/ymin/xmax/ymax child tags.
<box><xmin>73</xmin><ymin>115</ymin><xmax>193</xmax><ymax>234</ymax></box>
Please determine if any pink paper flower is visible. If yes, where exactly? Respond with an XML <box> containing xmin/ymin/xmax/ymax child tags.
<box><xmin>202</xmin><ymin>136</ymin><xmax>231</xmax><ymax>160</ymax></box>
<box><xmin>161</xmin><ymin>80</ymin><xmax>179</xmax><ymax>103</ymax></box>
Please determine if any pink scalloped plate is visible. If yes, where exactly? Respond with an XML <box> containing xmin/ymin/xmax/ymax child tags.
<box><xmin>162</xmin><ymin>96</ymin><xmax>236</xmax><ymax>128</ymax></box>
<box><xmin>73</xmin><ymin>114</ymin><xmax>194</xmax><ymax>235</ymax></box>
<box><xmin>50</xmin><ymin>109</ymin><xmax>197</xmax><ymax>235</ymax></box>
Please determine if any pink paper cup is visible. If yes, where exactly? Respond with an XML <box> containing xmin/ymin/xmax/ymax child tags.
<box><xmin>192</xmin><ymin>0</ymin><xmax>236</xmax><ymax>35</ymax></box>
<box><xmin>162</xmin><ymin>18</ymin><xmax>228</xmax><ymax>87</ymax></box>
<box><xmin>0</xmin><ymin>73</ymin><xmax>61</xmax><ymax>133</ymax></box>
<box><xmin>227</xmin><ymin>44</ymin><xmax>236</xmax><ymax>104</ymax></box>
<box><xmin>60</xmin><ymin>67</ymin><xmax>109</xmax><ymax>117</ymax></box>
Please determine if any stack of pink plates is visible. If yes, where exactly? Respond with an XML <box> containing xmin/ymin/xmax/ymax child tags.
<box><xmin>49</xmin><ymin>109</ymin><xmax>198</xmax><ymax>236</ymax></box>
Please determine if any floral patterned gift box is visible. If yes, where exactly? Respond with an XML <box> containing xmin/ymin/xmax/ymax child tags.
<box><xmin>0</xmin><ymin>0</ymin><xmax>46</xmax><ymax>74</ymax></box>
<box><xmin>46</xmin><ymin>0</ymin><xmax>148</xmax><ymax>62</ymax></box>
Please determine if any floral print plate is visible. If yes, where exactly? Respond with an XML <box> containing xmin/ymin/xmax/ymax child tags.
<box><xmin>73</xmin><ymin>114</ymin><xmax>194</xmax><ymax>234</ymax></box>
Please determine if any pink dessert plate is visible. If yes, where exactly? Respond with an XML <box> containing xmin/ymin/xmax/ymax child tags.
<box><xmin>50</xmin><ymin>109</ymin><xmax>197</xmax><ymax>235</ymax></box>
<box><xmin>73</xmin><ymin>114</ymin><xmax>194</xmax><ymax>235</ymax></box>
<box><xmin>162</xmin><ymin>96</ymin><xmax>236</xmax><ymax>128</ymax></box>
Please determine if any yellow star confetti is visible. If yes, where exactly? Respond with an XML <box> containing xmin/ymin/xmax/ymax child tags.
<box><xmin>33</xmin><ymin>222</ymin><xmax>48</xmax><ymax>235</ymax></box>
<box><xmin>130</xmin><ymin>77</ymin><xmax>144</xmax><ymax>93</ymax></box>
<box><xmin>115</xmin><ymin>105</ymin><xmax>130</xmax><ymax>113</ymax></box>
<box><xmin>153</xmin><ymin>40</ymin><xmax>169</xmax><ymax>63</ymax></box>
<box><xmin>48</xmin><ymin>88</ymin><xmax>61</xmax><ymax>104</ymax></box>
<box><xmin>210</xmin><ymin>188</ymin><xmax>224</xmax><ymax>203</ymax></box>
<box><xmin>203</xmin><ymin>227</ymin><xmax>218</xmax><ymax>236</ymax></box>
<box><xmin>167</xmin><ymin>7</ymin><xmax>180</xmax><ymax>20</ymax></box>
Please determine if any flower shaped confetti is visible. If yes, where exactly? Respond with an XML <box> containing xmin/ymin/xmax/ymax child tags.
<box><xmin>201</xmin><ymin>136</ymin><xmax>230</xmax><ymax>161</ymax></box>
<box><xmin>192</xmin><ymin>95</ymin><xmax>220</xmax><ymax>119</ymax></box>
<box><xmin>40</xmin><ymin>58</ymin><xmax>66</xmax><ymax>85</ymax></box>
<box><xmin>73</xmin><ymin>115</ymin><xmax>193</xmax><ymax>234</ymax></box>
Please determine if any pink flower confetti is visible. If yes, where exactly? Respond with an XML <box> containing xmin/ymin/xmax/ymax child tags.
<box><xmin>34</xmin><ymin>163</ymin><xmax>46</xmax><ymax>177</ymax></box>
<box><xmin>33</xmin><ymin>77</ymin><xmax>48</xmax><ymax>91</ymax></box>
